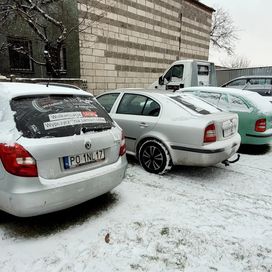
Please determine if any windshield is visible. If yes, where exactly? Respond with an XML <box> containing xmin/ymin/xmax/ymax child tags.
<box><xmin>170</xmin><ymin>95</ymin><xmax>221</xmax><ymax>115</ymax></box>
<box><xmin>10</xmin><ymin>94</ymin><xmax>114</xmax><ymax>138</ymax></box>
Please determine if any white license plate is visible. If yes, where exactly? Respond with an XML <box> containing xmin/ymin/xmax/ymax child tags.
<box><xmin>63</xmin><ymin>150</ymin><xmax>105</xmax><ymax>169</ymax></box>
<box><xmin>223</xmin><ymin>127</ymin><xmax>235</xmax><ymax>137</ymax></box>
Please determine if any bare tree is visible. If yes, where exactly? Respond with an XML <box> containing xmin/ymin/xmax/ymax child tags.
<box><xmin>210</xmin><ymin>7</ymin><xmax>238</xmax><ymax>55</ymax></box>
<box><xmin>221</xmin><ymin>55</ymin><xmax>251</xmax><ymax>69</ymax></box>
<box><xmin>0</xmin><ymin>0</ymin><xmax>115</xmax><ymax>77</ymax></box>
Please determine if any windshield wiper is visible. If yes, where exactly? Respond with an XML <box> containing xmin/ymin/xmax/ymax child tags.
<box><xmin>81</xmin><ymin>124</ymin><xmax>112</xmax><ymax>133</ymax></box>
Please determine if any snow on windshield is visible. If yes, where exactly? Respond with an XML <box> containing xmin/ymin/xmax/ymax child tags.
<box><xmin>170</xmin><ymin>94</ymin><xmax>221</xmax><ymax>115</ymax></box>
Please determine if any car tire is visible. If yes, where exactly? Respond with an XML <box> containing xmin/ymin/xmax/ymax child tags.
<box><xmin>138</xmin><ymin>140</ymin><xmax>172</xmax><ymax>174</ymax></box>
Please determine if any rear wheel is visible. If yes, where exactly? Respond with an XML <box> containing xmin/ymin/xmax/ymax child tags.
<box><xmin>138</xmin><ymin>140</ymin><xmax>172</xmax><ymax>174</ymax></box>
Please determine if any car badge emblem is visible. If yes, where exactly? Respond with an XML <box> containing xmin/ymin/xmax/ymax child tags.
<box><xmin>85</xmin><ymin>141</ymin><xmax>91</xmax><ymax>150</ymax></box>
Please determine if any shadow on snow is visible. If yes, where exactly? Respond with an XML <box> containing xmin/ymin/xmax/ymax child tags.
<box><xmin>0</xmin><ymin>192</ymin><xmax>119</xmax><ymax>239</ymax></box>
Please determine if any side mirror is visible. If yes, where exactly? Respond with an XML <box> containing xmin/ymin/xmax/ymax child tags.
<box><xmin>158</xmin><ymin>75</ymin><xmax>164</xmax><ymax>85</ymax></box>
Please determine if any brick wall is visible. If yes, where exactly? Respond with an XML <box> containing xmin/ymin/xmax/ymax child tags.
<box><xmin>78</xmin><ymin>0</ymin><xmax>213</xmax><ymax>95</ymax></box>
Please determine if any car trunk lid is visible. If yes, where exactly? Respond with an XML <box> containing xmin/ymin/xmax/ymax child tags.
<box><xmin>17</xmin><ymin>128</ymin><xmax>121</xmax><ymax>179</ymax></box>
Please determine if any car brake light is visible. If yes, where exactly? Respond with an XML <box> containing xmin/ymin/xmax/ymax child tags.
<box><xmin>119</xmin><ymin>131</ymin><xmax>126</xmax><ymax>156</ymax></box>
<box><xmin>0</xmin><ymin>143</ymin><xmax>38</xmax><ymax>177</ymax></box>
<box><xmin>204</xmin><ymin>123</ymin><xmax>217</xmax><ymax>143</ymax></box>
<box><xmin>255</xmin><ymin>119</ymin><xmax>266</xmax><ymax>132</ymax></box>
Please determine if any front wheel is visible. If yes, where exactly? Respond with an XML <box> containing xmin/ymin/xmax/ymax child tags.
<box><xmin>138</xmin><ymin>140</ymin><xmax>172</xmax><ymax>174</ymax></box>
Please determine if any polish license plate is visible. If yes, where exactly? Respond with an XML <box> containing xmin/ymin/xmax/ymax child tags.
<box><xmin>223</xmin><ymin>128</ymin><xmax>233</xmax><ymax>137</ymax></box>
<box><xmin>223</xmin><ymin>120</ymin><xmax>235</xmax><ymax>137</ymax></box>
<box><xmin>63</xmin><ymin>150</ymin><xmax>105</xmax><ymax>169</ymax></box>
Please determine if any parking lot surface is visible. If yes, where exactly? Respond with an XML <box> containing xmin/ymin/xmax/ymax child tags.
<box><xmin>0</xmin><ymin>145</ymin><xmax>272</xmax><ymax>272</ymax></box>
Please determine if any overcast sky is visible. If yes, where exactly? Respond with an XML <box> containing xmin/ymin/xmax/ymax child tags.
<box><xmin>200</xmin><ymin>0</ymin><xmax>272</xmax><ymax>67</ymax></box>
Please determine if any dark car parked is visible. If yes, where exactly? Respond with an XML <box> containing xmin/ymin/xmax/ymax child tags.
<box><xmin>222</xmin><ymin>76</ymin><xmax>272</xmax><ymax>101</ymax></box>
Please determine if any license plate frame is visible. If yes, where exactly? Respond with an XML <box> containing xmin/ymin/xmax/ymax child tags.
<box><xmin>223</xmin><ymin>126</ymin><xmax>235</xmax><ymax>137</ymax></box>
<box><xmin>63</xmin><ymin>150</ymin><xmax>105</xmax><ymax>169</ymax></box>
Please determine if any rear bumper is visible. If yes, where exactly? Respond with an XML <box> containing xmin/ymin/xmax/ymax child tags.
<box><xmin>243</xmin><ymin>130</ymin><xmax>272</xmax><ymax>145</ymax></box>
<box><xmin>169</xmin><ymin>134</ymin><xmax>241</xmax><ymax>167</ymax></box>
<box><xmin>0</xmin><ymin>156</ymin><xmax>127</xmax><ymax>217</ymax></box>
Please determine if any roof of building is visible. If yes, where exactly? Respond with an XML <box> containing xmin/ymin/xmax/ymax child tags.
<box><xmin>189</xmin><ymin>0</ymin><xmax>215</xmax><ymax>13</ymax></box>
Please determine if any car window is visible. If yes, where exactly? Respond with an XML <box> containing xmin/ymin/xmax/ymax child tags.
<box><xmin>142</xmin><ymin>99</ymin><xmax>160</xmax><ymax>116</ymax></box>
<box><xmin>217</xmin><ymin>94</ymin><xmax>229</xmax><ymax>110</ymax></box>
<box><xmin>228</xmin><ymin>79</ymin><xmax>247</xmax><ymax>87</ymax></box>
<box><xmin>228</xmin><ymin>95</ymin><xmax>250</xmax><ymax>112</ymax></box>
<box><xmin>198</xmin><ymin>65</ymin><xmax>209</xmax><ymax>75</ymax></box>
<box><xmin>164</xmin><ymin>65</ymin><xmax>184</xmax><ymax>82</ymax></box>
<box><xmin>197</xmin><ymin>92</ymin><xmax>221</xmax><ymax>106</ymax></box>
<box><xmin>97</xmin><ymin>93</ymin><xmax>119</xmax><ymax>112</ymax></box>
<box><xmin>10</xmin><ymin>94</ymin><xmax>114</xmax><ymax>138</ymax></box>
<box><xmin>170</xmin><ymin>94</ymin><xmax>221</xmax><ymax>115</ymax></box>
<box><xmin>248</xmin><ymin>78</ymin><xmax>272</xmax><ymax>85</ymax></box>
<box><xmin>117</xmin><ymin>94</ymin><xmax>160</xmax><ymax>116</ymax></box>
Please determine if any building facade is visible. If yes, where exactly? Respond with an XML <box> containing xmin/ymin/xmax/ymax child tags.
<box><xmin>0</xmin><ymin>0</ymin><xmax>80</xmax><ymax>79</ymax></box>
<box><xmin>78</xmin><ymin>0</ymin><xmax>214</xmax><ymax>94</ymax></box>
<box><xmin>0</xmin><ymin>0</ymin><xmax>213</xmax><ymax>94</ymax></box>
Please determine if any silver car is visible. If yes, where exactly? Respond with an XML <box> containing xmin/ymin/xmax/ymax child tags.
<box><xmin>97</xmin><ymin>89</ymin><xmax>241</xmax><ymax>174</ymax></box>
<box><xmin>0</xmin><ymin>83</ymin><xmax>127</xmax><ymax>217</ymax></box>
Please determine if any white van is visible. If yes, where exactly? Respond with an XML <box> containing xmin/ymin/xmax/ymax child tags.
<box><xmin>149</xmin><ymin>59</ymin><xmax>217</xmax><ymax>91</ymax></box>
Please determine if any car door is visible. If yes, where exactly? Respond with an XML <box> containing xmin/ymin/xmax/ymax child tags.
<box><xmin>160</xmin><ymin>64</ymin><xmax>184</xmax><ymax>91</ymax></box>
<box><xmin>111</xmin><ymin>93</ymin><xmax>161</xmax><ymax>153</ymax></box>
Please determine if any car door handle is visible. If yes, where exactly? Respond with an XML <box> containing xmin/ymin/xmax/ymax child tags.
<box><xmin>139</xmin><ymin>122</ymin><xmax>148</xmax><ymax>128</ymax></box>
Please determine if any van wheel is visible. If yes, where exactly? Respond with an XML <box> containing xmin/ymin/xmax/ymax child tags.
<box><xmin>138</xmin><ymin>140</ymin><xmax>172</xmax><ymax>174</ymax></box>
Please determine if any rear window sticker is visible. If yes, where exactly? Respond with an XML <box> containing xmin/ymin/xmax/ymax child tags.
<box><xmin>49</xmin><ymin>111</ymin><xmax>98</xmax><ymax>121</ymax></box>
<box><xmin>44</xmin><ymin>117</ymin><xmax>106</xmax><ymax>130</ymax></box>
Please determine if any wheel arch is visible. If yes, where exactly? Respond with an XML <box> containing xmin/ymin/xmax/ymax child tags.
<box><xmin>135</xmin><ymin>133</ymin><xmax>171</xmax><ymax>160</ymax></box>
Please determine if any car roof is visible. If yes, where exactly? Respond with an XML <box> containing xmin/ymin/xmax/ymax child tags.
<box><xmin>182</xmin><ymin>86</ymin><xmax>257</xmax><ymax>96</ymax></box>
<box><xmin>228</xmin><ymin>75</ymin><xmax>272</xmax><ymax>80</ymax></box>
<box><xmin>0</xmin><ymin>82</ymin><xmax>92</xmax><ymax>100</ymax></box>
<box><xmin>99</xmin><ymin>88</ymin><xmax>176</xmax><ymax>98</ymax></box>
<box><xmin>182</xmin><ymin>86</ymin><xmax>272</xmax><ymax>112</ymax></box>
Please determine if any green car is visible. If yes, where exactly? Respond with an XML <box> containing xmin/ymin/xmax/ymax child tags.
<box><xmin>181</xmin><ymin>87</ymin><xmax>272</xmax><ymax>145</ymax></box>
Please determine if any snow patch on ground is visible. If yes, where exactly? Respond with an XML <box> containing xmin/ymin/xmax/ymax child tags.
<box><xmin>1</xmin><ymin>146</ymin><xmax>272</xmax><ymax>271</ymax></box>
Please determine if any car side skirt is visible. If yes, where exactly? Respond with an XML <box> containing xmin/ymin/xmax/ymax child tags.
<box><xmin>171</xmin><ymin>145</ymin><xmax>226</xmax><ymax>154</ymax></box>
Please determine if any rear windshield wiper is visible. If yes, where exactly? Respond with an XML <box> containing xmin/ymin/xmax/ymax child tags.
<box><xmin>81</xmin><ymin>124</ymin><xmax>112</xmax><ymax>133</ymax></box>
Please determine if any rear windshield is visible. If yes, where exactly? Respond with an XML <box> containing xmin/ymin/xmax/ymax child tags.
<box><xmin>10</xmin><ymin>95</ymin><xmax>114</xmax><ymax>138</ymax></box>
<box><xmin>170</xmin><ymin>95</ymin><xmax>221</xmax><ymax>115</ymax></box>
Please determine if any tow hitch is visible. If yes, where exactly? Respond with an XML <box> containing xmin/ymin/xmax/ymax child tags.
<box><xmin>222</xmin><ymin>154</ymin><xmax>240</xmax><ymax>166</ymax></box>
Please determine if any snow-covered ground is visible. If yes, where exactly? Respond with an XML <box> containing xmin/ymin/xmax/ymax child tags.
<box><xmin>1</xmin><ymin>145</ymin><xmax>272</xmax><ymax>272</ymax></box>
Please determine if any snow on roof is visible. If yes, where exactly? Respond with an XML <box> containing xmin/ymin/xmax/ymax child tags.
<box><xmin>182</xmin><ymin>86</ymin><xmax>272</xmax><ymax>112</ymax></box>
<box><xmin>0</xmin><ymin>82</ymin><xmax>91</xmax><ymax>100</ymax></box>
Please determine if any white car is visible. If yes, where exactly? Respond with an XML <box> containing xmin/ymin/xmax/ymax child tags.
<box><xmin>97</xmin><ymin>89</ymin><xmax>241</xmax><ymax>174</ymax></box>
<box><xmin>0</xmin><ymin>83</ymin><xmax>127</xmax><ymax>217</ymax></box>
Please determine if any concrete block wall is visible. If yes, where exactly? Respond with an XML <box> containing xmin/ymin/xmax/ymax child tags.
<box><xmin>78</xmin><ymin>0</ymin><xmax>213</xmax><ymax>95</ymax></box>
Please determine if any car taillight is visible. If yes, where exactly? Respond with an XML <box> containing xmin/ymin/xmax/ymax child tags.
<box><xmin>255</xmin><ymin>119</ymin><xmax>266</xmax><ymax>132</ymax></box>
<box><xmin>204</xmin><ymin>123</ymin><xmax>217</xmax><ymax>143</ymax></box>
<box><xmin>119</xmin><ymin>131</ymin><xmax>126</xmax><ymax>156</ymax></box>
<box><xmin>0</xmin><ymin>143</ymin><xmax>38</xmax><ymax>177</ymax></box>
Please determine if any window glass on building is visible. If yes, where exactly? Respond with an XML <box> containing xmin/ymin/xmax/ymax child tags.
<box><xmin>45</xmin><ymin>44</ymin><xmax>67</xmax><ymax>75</ymax></box>
<box><xmin>8</xmin><ymin>38</ymin><xmax>33</xmax><ymax>71</ymax></box>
